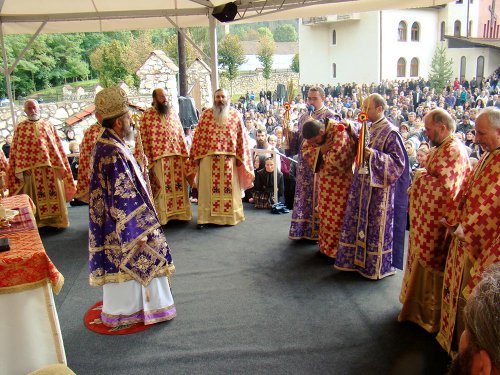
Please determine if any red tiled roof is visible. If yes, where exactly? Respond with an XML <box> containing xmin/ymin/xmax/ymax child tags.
<box><xmin>65</xmin><ymin>103</ymin><xmax>146</xmax><ymax>126</ymax></box>
<box><xmin>65</xmin><ymin>104</ymin><xmax>96</xmax><ymax>126</ymax></box>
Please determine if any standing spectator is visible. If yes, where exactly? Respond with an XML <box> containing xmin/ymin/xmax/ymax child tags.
<box><xmin>445</xmin><ymin>91</ymin><xmax>457</xmax><ymax>109</ymax></box>
<box><xmin>67</xmin><ymin>141</ymin><xmax>80</xmax><ymax>181</ymax></box>
<box><xmin>257</xmin><ymin>97</ymin><xmax>267</xmax><ymax>114</ymax></box>
<box><xmin>457</xmin><ymin>113</ymin><xmax>475</xmax><ymax>134</ymax></box>
<box><xmin>61</xmin><ymin>128</ymin><xmax>76</xmax><ymax>155</ymax></box>
<box><xmin>253</xmin><ymin>157</ymin><xmax>284</xmax><ymax>208</ymax></box>
<box><xmin>415</xmin><ymin>143</ymin><xmax>430</xmax><ymax>169</ymax></box>
<box><xmin>459</xmin><ymin>87</ymin><xmax>469</xmax><ymax>106</ymax></box>
<box><xmin>2</xmin><ymin>134</ymin><xmax>12</xmax><ymax>159</ymax></box>
<box><xmin>413</xmin><ymin>86</ymin><xmax>424</xmax><ymax>109</ymax></box>
<box><xmin>388</xmin><ymin>106</ymin><xmax>405</xmax><ymax>129</ymax></box>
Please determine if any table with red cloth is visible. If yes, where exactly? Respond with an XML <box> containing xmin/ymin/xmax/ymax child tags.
<box><xmin>0</xmin><ymin>194</ymin><xmax>67</xmax><ymax>375</ymax></box>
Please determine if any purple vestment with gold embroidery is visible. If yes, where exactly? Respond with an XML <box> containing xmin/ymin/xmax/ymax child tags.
<box><xmin>335</xmin><ymin>117</ymin><xmax>409</xmax><ymax>279</ymax></box>
<box><xmin>288</xmin><ymin>107</ymin><xmax>337</xmax><ymax>240</ymax></box>
<box><xmin>88</xmin><ymin>129</ymin><xmax>175</xmax><ymax>288</ymax></box>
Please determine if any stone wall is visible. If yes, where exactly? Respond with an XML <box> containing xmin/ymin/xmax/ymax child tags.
<box><xmin>221</xmin><ymin>70</ymin><xmax>299</xmax><ymax>98</ymax></box>
<box><xmin>0</xmin><ymin>96</ymin><xmax>152</xmax><ymax>146</ymax></box>
<box><xmin>186</xmin><ymin>58</ymin><xmax>212</xmax><ymax>110</ymax></box>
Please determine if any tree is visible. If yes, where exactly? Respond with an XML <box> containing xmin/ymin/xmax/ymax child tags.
<box><xmin>163</xmin><ymin>30</ymin><xmax>201</xmax><ymax>67</ymax></box>
<box><xmin>257</xmin><ymin>27</ymin><xmax>273</xmax><ymax>40</ymax></box>
<box><xmin>273</xmin><ymin>24</ymin><xmax>298</xmax><ymax>42</ymax></box>
<box><xmin>123</xmin><ymin>31</ymin><xmax>154</xmax><ymax>74</ymax></box>
<box><xmin>257</xmin><ymin>35</ymin><xmax>275</xmax><ymax>90</ymax></box>
<box><xmin>90</xmin><ymin>40</ymin><xmax>132</xmax><ymax>88</ymax></box>
<box><xmin>428</xmin><ymin>44</ymin><xmax>453</xmax><ymax>93</ymax></box>
<box><xmin>218</xmin><ymin>34</ymin><xmax>246</xmax><ymax>96</ymax></box>
<box><xmin>291</xmin><ymin>53</ymin><xmax>299</xmax><ymax>73</ymax></box>
<box><xmin>44</xmin><ymin>34</ymin><xmax>89</xmax><ymax>85</ymax></box>
<box><xmin>81</xmin><ymin>32</ymin><xmax>108</xmax><ymax>79</ymax></box>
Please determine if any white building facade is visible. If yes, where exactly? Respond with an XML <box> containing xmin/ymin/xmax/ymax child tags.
<box><xmin>299</xmin><ymin>2</ymin><xmax>500</xmax><ymax>85</ymax></box>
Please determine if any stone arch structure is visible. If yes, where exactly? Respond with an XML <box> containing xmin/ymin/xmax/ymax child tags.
<box><xmin>136</xmin><ymin>50</ymin><xmax>179</xmax><ymax>112</ymax></box>
<box><xmin>187</xmin><ymin>58</ymin><xmax>212</xmax><ymax>111</ymax></box>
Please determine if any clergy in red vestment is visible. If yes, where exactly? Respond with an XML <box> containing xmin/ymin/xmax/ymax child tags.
<box><xmin>302</xmin><ymin>118</ymin><xmax>357</xmax><ymax>260</ymax></box>
<box><xmin>136</xmin><ymin>88</ymin><xmax>192</xmax><ymax>225</ymax></box>
<box><xmin>0</xmin><ymin>148</ymin><xmax>7</xmax><ymax>174</ymax></box>
<box><xmin>185</xmin><ymin>89</ymin><xmax>254</xmax><ymax>227</ymax></box>
<box><xmin>7</xmin><ymin>99</ymin><xmax>76</xmax><ymax>228</ymax></box>
<box><xmin>436</xmin><ymin>107</ymin><xmax>500</xmax><ymax>354</ymax></box>
<box><xmin>74</xmin><ymin>112</ymin><xmax>103</xmax><ymax>204</ymax></box>
<box><xmin>399</xmin><ymin>108</ymin><xmax>471</xmax><ymax>333</ymax></box>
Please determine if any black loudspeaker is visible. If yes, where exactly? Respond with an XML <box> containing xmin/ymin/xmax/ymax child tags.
<box><xmin>212</xmin><ymin>2</ymin><xmax>238</xmax><ymax>23</ymax></box>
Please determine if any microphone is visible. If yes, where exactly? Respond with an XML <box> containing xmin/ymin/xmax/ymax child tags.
<box><xmin>308</xmin><ymin>105</ymin><xmax>314</xmax><ymax>116</ymax></box>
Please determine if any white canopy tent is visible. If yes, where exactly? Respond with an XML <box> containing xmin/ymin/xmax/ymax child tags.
<box><xmin>0</xmin><ymin>0</ymin><xmax>450</xmax><ymax>122</ymax></box>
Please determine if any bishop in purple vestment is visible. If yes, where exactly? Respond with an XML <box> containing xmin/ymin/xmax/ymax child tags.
<box><xmin>335</xmin><ymin>93</ymin><xmax>410</xmax><ymax>279</ymax></box>
<box><xmin>288</xmin><ymin>87</ymin><xmax>337</xmax><ymax>240</ymax></box>
<box><xmin>88</xmin><ymin>87</ymin><xmax>176</xmax><ymax>327</ymax></box>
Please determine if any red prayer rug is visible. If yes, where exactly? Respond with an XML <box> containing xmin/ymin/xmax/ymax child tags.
<box><xmin>84</xmin><ymin>301</ymin><xmax>151</xmax><ymax>335</ymax></box>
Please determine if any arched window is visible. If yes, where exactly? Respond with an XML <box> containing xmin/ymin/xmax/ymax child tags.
<box><xmin>454</xmin><ymin>20</ymin><xmax>461</xmax><ymax>37</ymax></box>
<box><xmin>332</xmin><ymin>30</ymin><xmax>337</xmax><ymax>45</ymax></box>
<box><xmin>397</xmin><ymin>58</ymin><xmax>406</xmax><ymax>77</ymax></box>
<box><xmin>460</xmin><ymin>56</ymin><xmax>466</xmax><ymax>82</ymax></box>
<box><xmin>440</xmin><ymin>21</ymin><xmax>445</xmax><ymax>41</ymax></box>
<box><xmin>398</xmin><ymin>21</ymin><xmax>407</xmax><ymax>41</ymax></box>
<box><xmin>411</xmin><ymin>22</ymin><xmax>420</xmax><ymax>41</ymax></box>
<box><xmin>332</xmin><ymin>63</ymin><xmax>337</xmax><ymax>78</ymax></box>
<box><xmin>468</xmin><ymin>20</ymin><xmax>472</xmax><ymax>37</ymax></box>
<box><xmin>476</xmin><ymin>56</ymin><xmax>485</xmax><ymax>81</ymax></box>
<box><xmin>410</xmin><ymin>58</ymin><xmax>419</xmax><ymax>77</ymax></box>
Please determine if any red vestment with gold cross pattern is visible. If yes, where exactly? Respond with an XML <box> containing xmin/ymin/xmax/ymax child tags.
<box><xmin>6</xmin><ymin>118</ymin><xmax>76</xmax><ymax>228</ymax></box>
<box><xmin>136</xmin><ymin>107</ymin><xmax>192</xmax><ymax>224</ymax></box>
<box><xmin>399</xmin><ymin>135</ymin><xmax>470</xmax><ymax>333</ymax></box>
<box><xmin>436</xmin><ymin>148</ymin><xmax>499</xmax><ymax>353</ymax></box>
<box><xmin>302</xmin><ymin>120</ymin><xmax>357</xmax><ymax>258</ymax></box>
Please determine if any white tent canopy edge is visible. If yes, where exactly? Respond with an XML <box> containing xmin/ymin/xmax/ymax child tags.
<box><xmin>0</xmin><ymin>0</ymin><xmax>450</xmax><ymax>124</ymax></box>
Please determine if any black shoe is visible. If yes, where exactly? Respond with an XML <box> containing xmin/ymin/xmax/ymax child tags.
<box><xmin>70</xmin><ymin>199</ymin><xmax>88</xmax><ymax>207</ymax></box>
<box><xmin>197</xmin><ymin>224</ymin><xmax>205</xmax><ymax>230</ymax></box>
<box><xmin>326</xmin><ymin>257</ymin><xmax>336</xmax><ymax>265</ymax></box>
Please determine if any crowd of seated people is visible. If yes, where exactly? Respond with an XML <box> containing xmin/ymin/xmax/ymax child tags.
<box><xmin>225</xmin><ymin>69</ymin><xmax>499</xmax><ymax>211</ymax></box>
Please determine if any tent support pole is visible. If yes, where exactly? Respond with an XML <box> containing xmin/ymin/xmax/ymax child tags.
<box><xmin>209</xmin><ymin>15</ymin><xmax>218</xmax><ymax>92</ymax></box>
<box><xmin>8</xmin><ymin>21</ymin><xmax>46</xmax><ymax>74</ymax></box>
<box><xmin>0</xmin><ymin>21</ymin><xmax>46</xmax><ymax>128</ymax></box>
<box><xmin>165</xmin><ymin>16</ymin><xmax>211</xmax><ymax>63</ymax></box>
<box><xmin>0</xmin><ymin>22</ymin><xmax>16</xmax><ymax>126</ymax></box>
